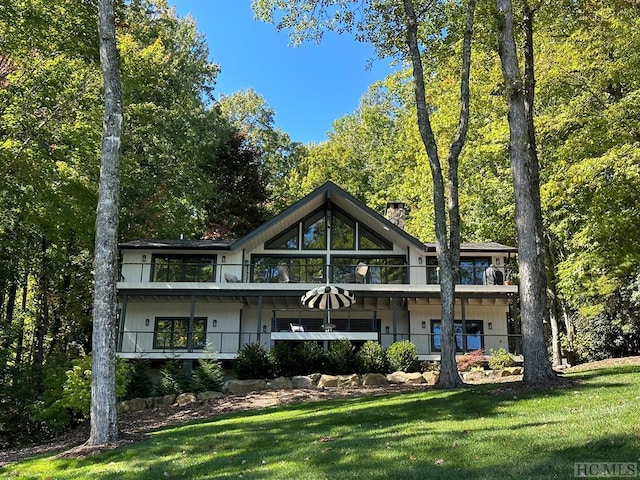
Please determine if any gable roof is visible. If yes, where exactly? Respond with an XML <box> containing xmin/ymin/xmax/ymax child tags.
<box><xmin>231</xmin><ymin>181</ymin><xmax>427</xmax><ymax>252</ymax></box>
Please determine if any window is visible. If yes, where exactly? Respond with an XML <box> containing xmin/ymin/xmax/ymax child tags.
<box><xmin>358</xmin><ymin>225</ymin><xmax>392</xmax><ymax>250</ymax></box>
<box><xmin>152</xmin><ymin>255</ymin><xmax>216</xmax><ymax>282</ymax></box>
<box><xmin>153</xmin><ymin>317</ymin><xmax>207</xmax><ymax>349</ymax></box>
<box><xmin>302</xmin><ymin>210</ymin><xmax>327</xmax><ymax>249</ymax></box>
<box><xmin>459</xmin><ymin>257</ymin><xmax>491</xmax><ymax>285</ymax></box>
<box><xmin>431</xmin><ymin>320</ymin><xmax>484</xmax><ymax>352</ymax></box>
<box><xmin>251</xmin><ymin>255</ymin><xmax>325</xmax><ymax>283</ymax></box>
<box><xmin>265</xmin><ymin>225</ymin><xmax>298</xmax><ymax>249</ymax></box>
<box><xmin>331</xmin><ymin>211</ymin><xmax>355</xmax><ymax>250</ymax></box>
<box><xmin>331</xmin><ymin>256</ymin><xmax>406</xmax><ymax>284</ymax></box>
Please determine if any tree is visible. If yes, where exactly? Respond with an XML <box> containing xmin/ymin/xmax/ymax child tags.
<box><xmin>89</xmin><ymin>0</ymin><xmax>123</xmax><ymax>445</ymax></box>
<box><xmin>494</xmin><ymin>0</ymin><xmax>555</xmax><ymax>382</ymax></box>
<box><xmin>253</xmin><ymin>0</ymin><xmax>477</xmax><ymax>388</ymax></box>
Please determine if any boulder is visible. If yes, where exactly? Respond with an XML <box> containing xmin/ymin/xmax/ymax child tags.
<box><xmin>198</xmin><ymin>391</ymin><xmax>224</xmax><ymax>401</ymax></box>
<box><xmin>156</xmin><ymin>394</ymin><xmax>177</xmax><ymax>407</ymax></box>
<box><xmin>317</xmin><ymin>374</ymin><xmax>339</xmax><ymax>388</ymax></box>
<box><xmin>309</xmin><ymin>373</ymin><xmax>323</xmax><ymax>384</ymax></box>
<box><xmin>507</xmin><ymin>367</ymin><xmax>523</xmax><ymax>375</ymax></box>
<box><xmin>404</xmin><ymin>372</ymin><xmax>426</xmax><ymax>384</ymax></box>
<box><xmin>337</xmin><ymin>374</ymin><xmax>361</xmax><ymax>388</ymax></box>
<box><xmin>387</xmin><ymin>371</ymin><xmax>408</xmax><ymax>384</ymax></box>
<box><xmin>422</xmin><ymin>372</ymin><xmax>440</xmax><ymax>385</ymax></box>
<box><xmin>292</xmin><ymin>376</ymin><xmax>315</xmax><ymax>389</ymax></box>
<box><xmin>176</xmin><ymin>393</ymin><xmax>197</xmax><ymax>406</ymax></box>
<box><xmin>361</xmin><ymin>373</ymin><xmax>389</xmax><ymax>386</ymax></box>
<box><xmin>462</xmin><ymin>371</ymin><xmax>486</xmax><ymax>382</ymax></box>
<box><xmin>117</xmin><ymin>397</ymin><xmax>146</xmax><ymax>413</ymax></box>
<box><xmin>267</xmin><ymin>376</ymin><xmax>293</xmax><ymax>390</ymax></box>
<box><xmin>223</xmin><ymin>379</ymin><xmax>267</xmax><ymax>395</ymax></box>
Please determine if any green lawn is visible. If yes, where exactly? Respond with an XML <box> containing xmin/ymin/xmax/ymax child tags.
<box><xmin>2</xmin><ymin>365</ymin><xmax>639</xmax><ymax>479</ymax></box>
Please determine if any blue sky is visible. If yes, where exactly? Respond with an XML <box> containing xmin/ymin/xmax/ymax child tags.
<box><xmin>169</xmin><ymin>0</ymin><xmax>396</xmax><ymax>144</ymax></box>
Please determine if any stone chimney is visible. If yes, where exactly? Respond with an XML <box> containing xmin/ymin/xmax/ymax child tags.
<box><xmin>386</xmin><ymin>201</ymin><xmax>406</xmax><ymax>229</ymax></box>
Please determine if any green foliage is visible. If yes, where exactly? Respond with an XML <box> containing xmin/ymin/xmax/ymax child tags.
<box><xmin>270</xmin><ymin>341</ymin><xmax>326</xmax><ymax>377</ymax></box>
<box><xmin>58</xmin><ymin>356</ymin><xmax>131</xmax><ymax>418</ymax></box>
<box><xmin>355</xmin><ymin>340</ymin><xmax>390</xmax><ymax>374</ymax></box>
<box><xmin>456</xmin><ymin>350</ymin><xmax>486</xmax><ymax>372</ymax></box>
<box><xmin>156</xmin><ymin>360</ymin><xmax>191</xmax><ymax>396</ymax></box>
<box><xmin>234</xmin><ymin>343</ymin><xmax>274</xmax><ymax>380</ymax></box>
<box><xmin>386</xmin><ymin>340</ymin><xmax>418</xmax><ymax>373</ymax></box>
<box><xmin>124</xmin><ymin>360</ymin><xmax>154</xmax><ymax>400</ymax></box>
<box><xmin>191</xmin><ymin>359</ymin><xmax>225</xmax><ymax>393</ymax></box>
<box><xmin>326</xmin><ymin>339</ymin><xmax>359</xmax><ymax>375</ymax></box>
<box><xmin>488</xmin><ymin>348</ymin><xmax>516</xmax><ymax>370</ymax></box>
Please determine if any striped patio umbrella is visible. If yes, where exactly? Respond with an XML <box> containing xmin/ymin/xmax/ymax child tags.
<box><xmin>300</xmin><ymin>284</ymin><xmax>356</xmax><ymax>310</ymax></box>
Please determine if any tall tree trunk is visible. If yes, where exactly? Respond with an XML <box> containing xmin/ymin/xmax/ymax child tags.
<box><xmin>89</xmin><ymin>0</ymin><xmax>123</xmax><ymax>446</ymax></box>
<box><xmin>32</xmin><ymin>237</ymin><xmax>50</xmax><ymax>390</ymax></box>
<box><xmin>495</xmin><ymin>0</ymin><xmax>556</xmax><ymax>383</ymax></box>
<box><xmin>403</xmin><ymin>0</ymin><xmax>475</xmax><ymax>388</ymax></box>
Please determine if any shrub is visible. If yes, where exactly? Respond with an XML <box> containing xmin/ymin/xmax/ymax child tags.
<box><xmin>326</xmin><ymin>339</ymin><xmax>358</xmax><ymax>374</ymax></box>
<box><xmin>456</xmin><ymin>349</ymin><xmax>486</xmax><ymax>372</ymax></box>
<box><xmin>191</xmin><ymin>359</ymin><xmax>224</xmax><ymax>392</ymax></box>
<box><xmin>387</xmin><ymin>340</ymin><xmax>418</xmax><ymax>372</ymax></box>
<box><xmin>271</xmin><ymin>341</ymin><xmax>327</xmax><ymax>377</ymax></box>
<box><xmin>234</xmin><ymin>342</ymin><xmax>274</xmax><ymax>380</ymax></box>
<box><xmin>488</xmin><ymin>348</ymin><xmax>516</xmax><ymax>370</ymax></box>
<box><xmin>356</xmin><ymin>340</ymin><xmax>389</xmax><ymax>374</ymax></box>
<box><xmin>156</xmin><ymin>359</ymin><xmax>190</xmax><ymax>395</ymax></box>
<box><xmin>294</xmin><ymin>342</ymin><xmax>326</xmax><ymax>375</ymax></box>
<box><xmin>125</xmin><ymin>359</ymin><xmax>154</xmax><ymax>399</ymax></box>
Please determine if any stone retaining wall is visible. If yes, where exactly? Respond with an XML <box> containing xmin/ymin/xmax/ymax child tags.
<box><xmin>117</xmin><ymin>369</ymin><xmax>521</xmax><ymax>414</ymax></box>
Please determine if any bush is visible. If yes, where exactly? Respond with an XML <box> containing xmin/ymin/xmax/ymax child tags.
<box><xmin>191</xmin><ymin>359</ymin><xmax>224</xmax><ymax>393</ymax></box>
<box><xmin>271</xmin><ymin>341</ymin><xmax>327</xmax><ymax>377</ymax></box>
<box><xmin>125</xmin><ymin>359</ymin><xmax>154</xmax><ymax>399</ymax></box>
<box><xmin>326</xmin><ymin>339</ymin><xmax>358</xmax><ymax>374</ymax></box>
<box><xmin>488</xmin><ymin>348</ymin><xmax>516</xmax><ymax>370</ymax></box>
<box><xmin>356</xmin><ymin>340</ymin><xmax>389</xmax><ymax>374</ymax></box>
<box><xmin>387</xmin><ymin>340</ymin><xmax>418</xmax><ymax>372</ymax></box>
<box><xmin>456</xmin><ymin>349</ymin><xmax>486</xmax><ymax>372</ymax></box>
<box><xmin>234</xmin><ymin>343</ymin><xmax>274</xmax><ymax>380</ymax></box>
<box><xmin>156</xmin><ymin>360</ymin><xmax>190</xmax><ymax>395</ymax></box>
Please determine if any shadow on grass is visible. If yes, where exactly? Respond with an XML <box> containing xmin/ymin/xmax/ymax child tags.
<box><xmin>5</xmin><ymin>367</ymin><xmax>638</xmax><ymax>479</ymax></box>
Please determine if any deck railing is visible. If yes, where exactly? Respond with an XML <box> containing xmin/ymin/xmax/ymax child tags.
<box><xmin>119</xmin><ymin>262</ymin><xmax>515</xmax><ymax>286</ymax></box>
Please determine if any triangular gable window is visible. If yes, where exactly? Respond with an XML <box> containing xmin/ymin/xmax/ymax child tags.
<box><xmin>265</xmin><ymin>224</ymin><xmax>298</xmax><ymax>250</ymax></box>
<box><xmin>265</xmin><ymin>207</ymin><xmax>392</xmax><ymax>251</ymax></box>
<box><xmin>359</xmin><ymin>225</ymin><xmax>392</xmax><ymax>250</ymax></box>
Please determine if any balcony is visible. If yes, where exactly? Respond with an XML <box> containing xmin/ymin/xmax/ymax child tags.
<box><xmin>119</xmin><ymin>261</ymin><xmax>515</xmax><ymax>287</ymax></box>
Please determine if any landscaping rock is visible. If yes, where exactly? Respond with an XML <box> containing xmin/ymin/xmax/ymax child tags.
<box><xmin>176</xmin><ymin>393</ymin><xmax>197</xmax><ymax>406</ymax></box>
<box><xmin>337</xmin><ymin>374</ymin><xmax>361</xmax><ymax>388</ymax></box>
<box><xmin>309</xmin><ymin>373</ymin><xmax>323</xmax><ymax>384</ymax></box>
<box><xmin>362</xmin><ymin>373</ymin><xmax>389</xmax><ymax>386</ymax></box>
<box><xmin>404</xmin><ymin>372</ymin><xmax>426</xmax><ymax>384</ymax></box>
<box><xmin>422</xmin><ymin>372</ymin><xmax>440</xmax><ymax>385</ymax></box>
<box><xmin>317</xmin><ymin>374</ymin><xmax>339</xmax><ymax>388</ymax></box>
<box><xmin>267</xmin><ymin>376</ymin><xmax>293</xmax><ymax>390</ymax></box>
<box><xmin>198</xmin><ymin>391</ymin><xmax>224</xmax><ymax>401</ymax></box>
<box><xmin>223</xmin><ymin>379</ymin><xmax>267</xmax><ymax>395</ymax></box>
<box><xmin>156</xmin><ymin>394</ymin><xmax>177</xmax><ymax>407</ymax></box>
<box><xmin>292</xmin><ymin>375</ymin><xmax>315</xmax><ymax>389</ymax></box>
<box><xmin>117</xmin><ymin>397</ymin><xmax>146</xmax><ymax>413</ymax></box>
<box><xmin>462</xmin><ymin>371</ymin><xmax>486</xmax><ymax>382</ymax></box>
<box><xmin>387</xmin><ymin>371</ymin><xmax>408</xmax><ymax>384</ymax></box>
<box><xmin>507</xmin><ymin>367</ymin><xmax>523</xmax><ymax>375</ymax></box>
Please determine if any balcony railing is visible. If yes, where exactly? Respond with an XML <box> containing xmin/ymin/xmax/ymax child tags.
<box><xmin>119</xmin><ymin>262</ymin><xmax>516</xmax><ymax>286</ymax></box>
<box><xmin>116</xmin><ymin>329</ymin><xmax>523</xmax><ymax>357</ymax></box>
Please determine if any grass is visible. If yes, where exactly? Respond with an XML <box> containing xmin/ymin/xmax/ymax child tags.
<box><xmin>2</xmin><ymin>365</ymin><xmax>639</xmax><ymax>479</ymax></box>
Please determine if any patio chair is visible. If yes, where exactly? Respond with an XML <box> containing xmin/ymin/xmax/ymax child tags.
<box><xmin>290</xmin><ymin>323</ymin><xmax>305</xmax><ymax>332</ymax></box>
<box><xmin>355</xmin><ymin>262</ymin><xmax>368</xmax><ymax>284</ymax></box>
<box><xmin>224</xmin><ymin>273</ymin><xmax>241</xmax><ymax>283</ymax></box>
